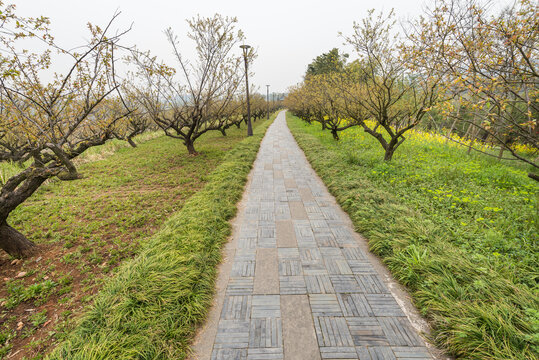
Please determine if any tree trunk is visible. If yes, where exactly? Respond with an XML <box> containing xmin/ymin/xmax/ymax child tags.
<box><xmin>497</xmin><ymin>146</ymin><xmax>504</xmax><ymax>161</ymax></box>
<box><xmin>331</xmin><ymin>129</ymin><xmax>339</xmax><ymax>140</ymax></box>
<box><xmin>127</xmin><ymin>137</ymin><xmax>137</xmax><ymax>148</ymax></box>
<box><xmin>384</xmin><ymin>148</ymin><xmax>395</xmax><ymax>161</ymax></box>
<box><xmin>0</xmin><ymin>222</ymin><xmax>36</xmax><ymax>258</ymax></box>
<box><xmin>446</xmin><ymin>118</ymin><xmax>458</xmax><ymax>144</ymax></box>
<box><xmin>185</xmin><ymin>140</ymin><xmax>198</xmax><ymax>155</ymax></box>
<box><xmin>220</xmin><ymin>128</ymin><xmax>227</xmax><ymax>136</ymax></box>
<box><xmin>235</xmin><ymin>122</ymin><xmax>241</xmax><ymax>129</ymax></box>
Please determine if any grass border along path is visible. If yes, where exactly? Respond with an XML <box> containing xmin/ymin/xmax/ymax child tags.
<box><xmin>286</xmin><ymin>113</ymin><xmax>538</xmax><ymax>360</ymax></box>
<box><xmin>47</xmin><ymin>114</ymin><xmax>275</xmax><ymax>359</ymax></box>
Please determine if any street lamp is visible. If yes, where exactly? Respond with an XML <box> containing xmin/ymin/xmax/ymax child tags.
<box><xmin>240</xmin><ymin>44</ymin><xmax>253</xmax><ymax>136</ymax></box>
<box><xmin>266</xmin><ymin>85</ymin><xmax>270</xmax><ymax>120</ymax></box>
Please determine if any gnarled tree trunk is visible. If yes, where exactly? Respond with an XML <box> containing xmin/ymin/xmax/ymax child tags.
<box><xmin>185</xmin><ymin>140</ymin><xmax>198</xmax><ymax>155</ymax></box>
<box><xmin>0</xmin><ymin>222</ymin><xmax>36</xmax><ymax>258</ymax></box>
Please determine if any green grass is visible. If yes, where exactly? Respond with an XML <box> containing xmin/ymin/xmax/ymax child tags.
<box><xmin>286</xmin><ymin>112</ymin><xmax>538</xmax><ymax>359</ymax></box>
<box><xmin>45</xmin><ymin>114</ymin><xmax>275</xmax><ymax>359</ymax></box>
<box><xmin>0</xmin><ymin>121</ymin><xmax>269</xmax><ymax>359</ymax></box>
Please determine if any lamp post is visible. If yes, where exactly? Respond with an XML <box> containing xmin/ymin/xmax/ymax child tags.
<box><xmin>240</xmin><ymin>44</ymin><xmax>253</xmax><ymax>136</ymax></box>
<box><xmin>266</xmin><ymin>85</ymin><xmax>270</xmax><ymax>120</ymax></box>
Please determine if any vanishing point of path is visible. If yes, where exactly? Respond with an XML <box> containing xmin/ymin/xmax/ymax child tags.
<box><xmin>192</xmin><ymin>111</ymin><xmax>435</xmax><ymax>360</ymax></box>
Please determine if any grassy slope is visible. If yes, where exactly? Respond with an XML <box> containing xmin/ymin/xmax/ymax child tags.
<box><xmin>0</xmin><ymin>123</ymin><xmax>266</xmax><ymax>359</ymax></box>
<box><xmin>286</xmin><ymin>113</ymin><xmax>538</xmax><ymax>360</ymax></box>
<box><xmin>47</xmin><ymin>114</ymin><xmax>274</xmax><ymax>359</ymax></box>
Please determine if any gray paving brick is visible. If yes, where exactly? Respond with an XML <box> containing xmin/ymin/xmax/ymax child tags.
<box><xmin>321</xmin><ymin>207</ymin><xmax>340</xmax><ymax>220</ymax></box>
<box><xmin>347</xmin><ymin>260</ymin><xmax>377</xmax><ymax>275</ymax></box>
<box><xmin>247</xmin><ymin>348</ymin><xmax>284</xmax><ymax>359</ymax></box>
<box><xmin>252</xmin><ymin>295</ymin><xmax>281</xmax><ymax>318</ymax></box>
<box><xmin>249</xmin><ymin>318</ymin><xmax>282</xmax><ymax>348</ymax></box>
<box><xmin>231</xmin><ymin>261</ymin><xmax>256</xmax><ymax>277</ymax></box>
<box><xmin>315</xmin><ymin>232</ymin><xmax>338</xmax><ymax>247</ymax></box>
<box><xmin>310</xmin><ymin>294</ymin><xmax>342</xmax><ymax>316</ymax></box>
<box><xmin>279</xmin><ymin>275</ymin><xmax>307</xmax><ymax>294</ymax></box>
<box><xmin>355</xmin><ymin>275</ymin><xmax>390</xmax><ymax>294</ymax></box>
<box><xmin>378</xmin><ymin>317</ymin><xmax>424</xmax><ymax>347</ymax></box>
<box><xmin>330</xmin><ymin>275</ymin><xmax>362</xmax><ymax>293</ymax></box>
<box><xmin>310</xmin><ymin>219</ymin><xmax>329</xmax><ymax>229</ymax></box>
<box><xmin>320</xmin><ymin>247</ymin><xmax>343</xmax><ymax>258</ymax></box>
<box><xmin>260</xmin><ymin>211</ymin><xmax>275</xmax><ymax>222</ymax></box>
<box><xmin>325</xmin><ymin>258</ymin><xmax>353</xmax><ymax>275</ymax></box>
<box><xmin>212</xmin><ymin>348</ymin><xmax>248</xmax><ymax>360</ymax></box>
<box><xmin>227</xmin><ymin>277</ymin><xmax>254</xmax><ymax>295</ymax></box>
<box><xmin>214</xmin><ymin>320</ymin><xmax>250</xmax><ymax>349</ymax></box>
<box><xmin>341</xmin><ymin>247</ymin><xmax>368</xmax><ymax>260</ymax></box>
<box><xmin>305</xmin><ymin>205</ymin><xmax>322</xmax><ymax>214</ymax></box>
<box><xmin>306</xmin><ymin>274</ymin><xmax>334</xmax><ymax>293</ymax></box>
<box><xmin>238</xmin><ymin>237</ymin><xmax>257</xmax><ymax>249</ymax></box>
<box><xmin>299</xmin><ymin>247</ymin><xmax>321</xmax><ymax>261</ymax></box>
<box><xmin>221</xmin><ymin>295</ymin><xmax>252</xmax><ymax>320</ymax></box>
<box><xmin>320</xmin><ymin>346</ymin><xmax>358</xmax><ymax>359</ymax></box>
<box><xmin>366</xmin><ymin>294</ymin><xmax>405</xmax><ymax>317</ymax></box>
<box><xmin>302</xmin><ymin>260</ymin><xmax>327</xmax><ymax>275</ymax></box>
<box><xmin>337</xmin><ymin>294</ymin><xmax>374</xmax><ymax>317</ymax></box>
<box><xmin>314</xmin><ymin>316</ymin><xmax>354</xmax><ymax>347</ymax></box>
<box><xmin>278</xmin><ymin>259</ymin><xmax>302</xmax><ymax>276</ymax></box>
<box><xmin>347</xmin><ymin>317</ymin><xmax>389</xmax><ymax>346</ymax></box>
<box><xmin>392</xmin><ymin>346</ymin><xmax>431</xmax><ymax>359</ymax></box>
<box><xmin>259</xmin><ymin>226</ymin><xmax>276</xmax><ymax>239</ymax></box>
<box><xmin>356</xmin><ymin>346</ymin><xmax>396</xmax><ymax>360</ymax></box>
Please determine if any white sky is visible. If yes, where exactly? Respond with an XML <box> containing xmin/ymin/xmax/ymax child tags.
<box><xmin>12</xmin><ymin>0</ymin><xmax>511</xmax><ymax>94</ymax></box>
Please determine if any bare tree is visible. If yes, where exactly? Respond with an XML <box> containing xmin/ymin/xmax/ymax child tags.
<box><xmin>0</xmin><ymin>10</ymin><xmax>131</xmax><ymax>257</ymax></box>
<box><xmin>130</xmin><ymin>14</ymin><xmax>252</xmax><ymax>155</ymax></box>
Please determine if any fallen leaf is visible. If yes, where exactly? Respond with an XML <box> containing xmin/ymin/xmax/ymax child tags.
<box><xmin>15</xmin><ymin>271</ymin><xmax>27</xmax><ymax>279</ymax></box>
<box><xmin>16</xmin><ymin>322</ymin><xmax>24</xmax><ymax>330</ymax></box>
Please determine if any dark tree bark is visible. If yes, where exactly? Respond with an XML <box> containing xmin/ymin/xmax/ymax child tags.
<box><xmin>220</xmin><ymin>128</ymin><xmax>227</xmax><ymax>136</ymax></box>
<box><xmin>0</xmin><ymin>222</ymin><xmax>36</xmax><ymax>258</ymax></box>
<box><xmin>384</xmin><ymin>148</ymin><xmax>395</xmax><ymax>161</ymax></box>
<box><xmin>331</xmin><ymin>129</ymin><xmax>340</xmax><ymax>140</ymax></box>
<box><xmin>185</xmin><ymin>140</ymin><xmax>198</xmax><ymax>155</ymax></box>
<box><xmin>127</xmin><ymin>137</ymin><xmax>137</xmax><ymax>148</ymax></box>
<box><xmin>528</xmin><ymin>173</ymin><xmax>539</xmax><ymax>182</ymax></box>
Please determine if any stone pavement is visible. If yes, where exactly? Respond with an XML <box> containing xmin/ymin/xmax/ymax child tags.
<box><xmin>193</xmin><ymin>111</ymin><xmax>433</xmax><ymax>360</ymax></box>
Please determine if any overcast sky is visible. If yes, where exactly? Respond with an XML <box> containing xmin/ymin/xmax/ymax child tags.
<box><xmin>12</xmin><ymin>0</ymin><xmax>511</xmax><ymax>94</ymax></box>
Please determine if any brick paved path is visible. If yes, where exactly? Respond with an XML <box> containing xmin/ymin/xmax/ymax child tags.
<box><xmin>204</xmin><ymin>111</ymin><xmax>432</xmax><ymax>359</ymax></box>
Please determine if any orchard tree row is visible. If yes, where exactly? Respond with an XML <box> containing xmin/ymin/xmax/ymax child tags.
<box><xmin>285</xmin><ymin>0</ymin><xmax>538</xmax><ymax>177</ymax></box>
<box><xmin>0</xmin><ymin>3</ymin><xmax>277</xmax><ymax>257</ymax></box>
